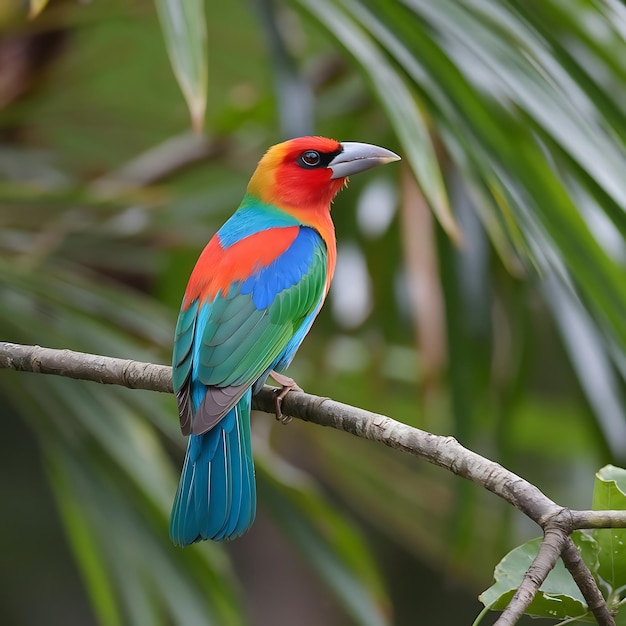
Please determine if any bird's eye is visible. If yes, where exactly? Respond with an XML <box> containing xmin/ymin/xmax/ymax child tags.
<box><xmin>300</xmin><ymin>150</ymin><xmax>321</xmax><ymax>167</ymax></box>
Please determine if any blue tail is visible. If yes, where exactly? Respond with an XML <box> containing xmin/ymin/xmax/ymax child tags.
<box><xmin>169</xmin><ymin>390</ymin><xmax>256</xmax><ymax>545</ymax></box>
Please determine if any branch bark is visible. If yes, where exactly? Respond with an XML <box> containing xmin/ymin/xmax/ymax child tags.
<box><xmin>562</xmin><ymin>537</ymin><xmax>615</xmax><ymax>626</ymax></box>
<box><xmin>0</xmin><ymin>341</ymin><xmax>623</xmax><ymax>625</ymax></box>
<box><xmin>495</xmin><ymin>527</ymin><xmax>570</xmax><ymax>626</ymax></box>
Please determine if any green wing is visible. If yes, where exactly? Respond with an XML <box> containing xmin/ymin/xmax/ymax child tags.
<box><xmin>172</xmin><ymin>230</ymin><xmax>328</xmax><ymax>435</ymax></box>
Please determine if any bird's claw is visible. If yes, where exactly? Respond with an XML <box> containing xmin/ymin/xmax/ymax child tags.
<box><xmin>273</xmin><ymin>386</ymin><xmax>295</xmax><ymax>424</ymax></box>
<box><xmin>271</xmin><ymin>371</ymin><xmax>301</xmax><ymax>425</ymax></box>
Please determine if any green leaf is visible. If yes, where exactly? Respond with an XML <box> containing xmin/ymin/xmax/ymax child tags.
<box><xmin>48</xmin><ymin>452</ymin><xmax>123</xmax><ymax>626</ymax></box>
<box><xmin>8</xmin><ymin>375</ymin><xmax>243</xmax><ymax>626</ymax></box>
<box><xmin>153</xmin><ymin>0</ymin><xmax>208</xmax><ymax>131</ymax></box>
<box><xmin>543</xmin><ymin>279</ymin><xmax>626</xmax><ymax>460</ymax></box>
<box><xmin>328</xmin><ymin>0</ymin><xmax>626</xmax><ymax>359</ymax></box>
<box><xmin>616</xmin><ymin>605</ymin><xmax>626</xmax><ymax>626</ymax></box>
<box><xmin>257</xmin><ymin>450</ymin><xmax>390</xmax><ymax>626</ymax></box>
<box><xmin>298</xmin><ymin>0</ymin><xmax>460</xmax><ymax>242</ymax></box>
<box><xmin>48</xmin><ymin>444</ymin><xmax>241</xmax><ymax>626</ymax></box>
<box><xmin>592</xmin><ymin>465</ymin><xmax>626</xmax><ymax>597</ymax></box>
<box><xmin>480</xmin><ymin>531</ymin><xmax>596</xmax><ymax>621</ymax></box>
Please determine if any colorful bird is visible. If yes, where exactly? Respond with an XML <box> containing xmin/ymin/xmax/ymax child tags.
<box><xmin>170</xmin><ymin>136</ymin><xmax>400</xmax><ymax>545</ymax></box>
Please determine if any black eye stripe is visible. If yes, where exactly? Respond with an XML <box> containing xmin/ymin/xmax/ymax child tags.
<box><xmin>296</xmin><ymin>147</ymin><xmax>343</xmax><ymax>169</ymax></box>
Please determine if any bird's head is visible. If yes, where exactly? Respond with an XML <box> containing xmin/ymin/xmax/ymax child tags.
<box><xmin>247</xmin><ymin>136</ymin><xmax>400</xmax><ymax>210</ymax></box>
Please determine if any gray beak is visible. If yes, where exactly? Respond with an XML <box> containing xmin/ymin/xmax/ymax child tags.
<box><xmin>329</xmin><ymin>141</ymin><xmax>401</xmax><ymax>179</ymax></box>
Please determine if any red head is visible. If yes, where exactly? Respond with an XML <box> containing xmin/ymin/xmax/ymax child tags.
<box><xmin>247</xmin><ymin>136</ymin><xmax>400</xmax><ymax>211</ymax></box>
<box><xmin>247</xmin><ymin>137</ymin><xmax>344</xmax><ymax>210</ymax></box>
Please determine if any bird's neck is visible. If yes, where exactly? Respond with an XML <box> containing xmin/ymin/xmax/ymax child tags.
<box><xmin>242</xmin><ymin>194</ymin><xmax>337</xmax><ymax>294</ymax></box>
<box><xmin>280</xmin><ymin>203</ymin><xmax>337</xmax><ymax>294</ymax></box>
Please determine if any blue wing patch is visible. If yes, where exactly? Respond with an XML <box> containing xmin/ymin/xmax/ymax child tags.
<box><xmin>240</xmin><ymin>227</ymin><xmax>322</xmax><ymax>309</ymax></box>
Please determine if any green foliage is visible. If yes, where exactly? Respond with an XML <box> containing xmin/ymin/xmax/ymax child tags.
<box><xmin>257</xmin><ymin>449</ymin><xmax>390</xmax><ymax>626</ymax></box>
<box><xmin>480</xmin><ymin>532</ymin><xmax>592</xmax><ymax>622</ymax></box>
<box><xmin>298</xmin><ymin>0</ymin><xmax>458</xmax><ymax>240</ymax></box>
<box><xmin>481</xmin><ymin>466</ymin><xmax>626</xmax><ymax>623</ymax></box>
<box><xmin>153</xmin><ymin>0</ymin><xmax>208</xmax><ymax>131</ymax></box>
<box><xmin>592</xmin><ymin>466</ymin><xmax>626</xmax><ymax>602</ymax></box>
<box><xmin>480</xmin><ymin>532</ymin><xmax>594</xmax><ymax>623</ymax></box>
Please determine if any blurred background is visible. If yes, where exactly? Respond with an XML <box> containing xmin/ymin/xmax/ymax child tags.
<box><xmin>1</xmin><ymin>0</ymin><xmax>625</xmax><ymax>624</ymax></box>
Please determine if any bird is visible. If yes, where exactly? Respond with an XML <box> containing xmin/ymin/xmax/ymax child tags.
<box><xmin>170</xmin><ymin>136</ymin><xmax>400</xmax><ymax>545</ymax></box>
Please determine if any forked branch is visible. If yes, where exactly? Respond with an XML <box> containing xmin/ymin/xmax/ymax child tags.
<box><xmin>0</xmin><ymin>341</ymin><xmax>624</xmax><ymax>625</ymax></box>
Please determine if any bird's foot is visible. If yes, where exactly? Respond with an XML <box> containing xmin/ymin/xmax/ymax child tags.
<box><xmin>270</xmin><ymin>371</ymin><xmax>302</xmax><ymax>424</ymax></box>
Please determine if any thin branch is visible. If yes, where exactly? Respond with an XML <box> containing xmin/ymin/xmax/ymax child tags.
<box><xmin>0</xmin><ymin>342</ymin><xmax>172</xmax><ymax>392</ymax></box>
<box><xmin>0</xmin><ymin>344</ymin><xmax>559</xmax><ymax>523</ymax></box>
<box><xmin>561</xmin><ymin>537</ymin><xmax>615</xmax><ymax>626</ymax></box>
<box><xmin>3</xmin><ymin>342</ymin><xmax>626</xmax><ymax>531</ymax></box>
<box><xmin>494</xmin><ymin>527</ymin><xmax>569</xmax><ymax>626</ymax></box>
<box><xmin>1</xmin><ymin>341</ymin><xmax>624</xmax><ymax>626</ymax></box>
<box><xmin>570</xmin><ymin>510</ymin><xmax>626</xmax><ymax>529</ymax></box>
<box><xmin>258</xmin><ymin>381</ymin><xmax>559</xmax><ymax>522</ymax></box>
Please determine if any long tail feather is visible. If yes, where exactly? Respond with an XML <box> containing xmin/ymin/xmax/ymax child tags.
<box><xmin>169</xmin><ymin>390</ymin><xmax>256</xmax><ymax>545</ymax></box>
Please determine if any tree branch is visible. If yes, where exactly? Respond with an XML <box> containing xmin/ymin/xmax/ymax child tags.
<box><xmin>0</xmin><ymin>342</ymin><xmax>172</xmax><ymax>392</ymax></box>
<box><xmin>561</xmin><ymin>537</ymin><xmax>615</xmax><ymax>626</ymax></box>
<box><xmin>494</xmin><ymin>527</ymin><xmax>570</xmax><ymax>626</ymax></box>
<box><xmin>1</xmin><ymin>341</ymin><xmax>624</xmax><ymax>625</ymax></box>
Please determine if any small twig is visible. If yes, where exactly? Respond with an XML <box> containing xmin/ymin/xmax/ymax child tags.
<box><xmin>494</xmin><ymin>527</ymin><xmax>569</xmax><ymax>626</ymax></box>
<box><xmin>570</xmin><ymin>510</ymin><xmax>626</xmax><ymax>528</ymax></box>
<box><xmin>561</xmin><ymin>537</ymin><xmax>615</xmax><ymax>626</ymax></box>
